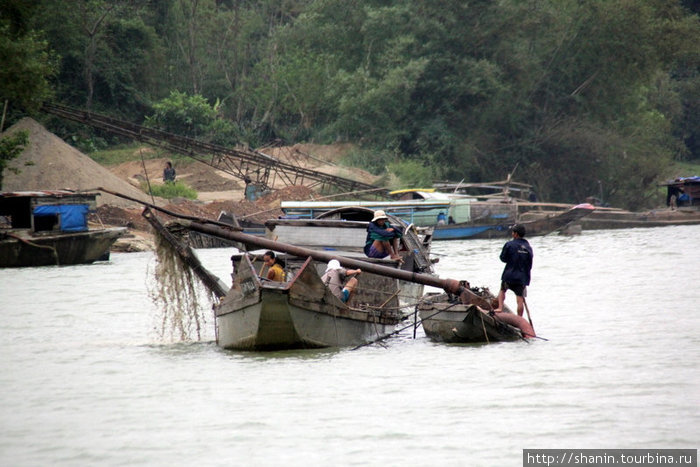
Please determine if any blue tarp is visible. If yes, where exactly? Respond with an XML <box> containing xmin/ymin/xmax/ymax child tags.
<box><xmin>33</xmin><ymin>204</ymin><xmax>89</xmax><ymax>232</ymax></box>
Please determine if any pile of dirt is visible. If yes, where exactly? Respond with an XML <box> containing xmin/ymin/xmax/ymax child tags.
<box><xmin>2</xmin><ymin>118</ymin><xmax>377</xmax><ymax>250</ymax></box>
<box><xmin>2</xmin><ymin>118</ymin><xmax>155</xmax><ymax>208</ymax></box>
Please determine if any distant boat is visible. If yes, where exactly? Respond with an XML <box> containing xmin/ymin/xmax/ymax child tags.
<box><xmin>432</xmin><ymin>203</ymin><xmax>595</xmax><ymax>240</ymax></box>
<box><xmin>280</xmin><ymin>196</ymin><xmax>459</xmax><ymax>227</ymax></box>
<box><xmin>568</xmin><ymin>176</ymin><xmax>700</xmax><ymax>230</ymax></box>
<box><xmin>281</xmin><ymin>187</ymin><xmax>594</xmax><ymax>239</ymax></box>
<box><xmin>0</xmin><ymin>190</ymin><xmax>126</xmax><ymax>267</ymax></box>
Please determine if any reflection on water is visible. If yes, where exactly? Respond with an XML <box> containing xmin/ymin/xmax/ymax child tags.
<box><xmin>0</xmin><ymin>225</ymin><xmax>698</xmax><ymax>466</ymax></box>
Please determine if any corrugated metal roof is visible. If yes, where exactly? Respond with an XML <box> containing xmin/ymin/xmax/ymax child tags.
<box><xmin>0</xmin><ymin>190</ymin><xmax>100</xmax><ymax>199</ymax></box>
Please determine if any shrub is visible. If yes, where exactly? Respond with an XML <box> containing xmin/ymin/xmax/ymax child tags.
<box><xmin>142</xmin><ymin>181</ymin><xmax>198</xmax><ymax>200</ymax></box>
<box><xmin>387</xmin><ymin>159</ymin><xmax>435</xmax><ymax>188</ymax></box>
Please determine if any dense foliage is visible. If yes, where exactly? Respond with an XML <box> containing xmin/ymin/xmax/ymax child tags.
<box><xmin>1</xmin><ymin>0</ymin><xmax>699</xmax><ymax>208</ymax></box>
<box><xmin>0</xmin><ymin>130</ymin><xmax>28</xmax><ymax>189</ymax></box>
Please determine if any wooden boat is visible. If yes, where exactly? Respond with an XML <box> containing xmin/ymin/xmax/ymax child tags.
<box><xmin>0</xmin><ymin>190</ymin><xmax>126</xmax><ymax>267</ymax></box>
<box><xmin>281</xmin><ymin>186</ymin><xmax>593</xmax><ymax>239</ymax></box>
<box><xmin>576</xmin><ymin>207</ymin><xmax>700</xmax><ymax>230</ymax></box>
<box><xmin>432</xmin><ymin>203</ymin><xmax>595</xmax><ymax>240</ymax></box>
<box><xmin>417</xmin><ymin>289</ymin><xmax>535</xmax><ymax>343</ymax></box>
<box><xmin>216</xmin><ymin>254</ymin><xmax>405</xmax><ymax>350</ymax></box>
<box><xmin>267</xmin><ymin>207</ymin><xmax>434</xmax><ymax>270</ymax></box>
<box><xmin>265</xmin><ymin>206</ymin><xmax>436</xmax><ymax>306</ymax></box>
<box><xmin>566</xmin><ymin>178</ymin><xmax>700</xmax><ymax>229</ymax></box>
<box><xmin>280</xmin><ymin>196</ymin><xmax>460</xmax><ymax>227</ymax></box>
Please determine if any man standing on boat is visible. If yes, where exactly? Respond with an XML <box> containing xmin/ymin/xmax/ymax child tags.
<box><xmin>494</xmin><ymin>224</ymin><xmax>533</xmax><ymax>317</ymax></box>
<box><xmin>321</xmin><ymin>259</ymin><xmax>361</xmax><ymax>303</ymax></box>
<box><xmin>364</xmin><ymin>210</ymin><xmax>403</xmax><ymax>261</ymax></box>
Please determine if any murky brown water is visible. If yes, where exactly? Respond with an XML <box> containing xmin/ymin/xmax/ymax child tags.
<box><xmin>1</xmin><ymin>225</ymin><xmax>698</xmax><ymax>466</ymax></box>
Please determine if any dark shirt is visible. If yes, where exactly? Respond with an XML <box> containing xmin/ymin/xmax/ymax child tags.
<box><xmin>499</xmin><ymin>237</ymin><xmax>533</xmax><ymax>286</ymax></box>
<box><xmin>364</xmin><ymin>221</ymin><xmax>403</xmax><ymax>256</ymax></box>
<box><xmin>163</xmin><ymin>167</ymin><xmax>176</xmax><ymax>182</ymax></box>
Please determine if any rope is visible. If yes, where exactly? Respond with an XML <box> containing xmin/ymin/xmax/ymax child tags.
<box><xmin>479</xmin><ymin>309</ymin><xmax>490</xmax><ymax>344</ymax></box>
<box><xmin>6</xmin><ymin>233</ymin><xmax>60</xmax><ymax>265</ymax></box>
<box><xmin>352</xmin><ymin>300</ymin><xmax>462</xmax><ymax>350</ymax></box>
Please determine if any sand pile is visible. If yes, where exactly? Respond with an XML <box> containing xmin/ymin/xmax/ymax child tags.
<box><xmin>2</xmin><ymin>118</ymin><xmax>156</xmax><ymax>208</ymax></box>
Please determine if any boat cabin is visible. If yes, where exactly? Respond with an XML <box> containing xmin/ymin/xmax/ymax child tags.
<box><xmin>0</xmin><ymin>190</ymin><xmax>98</xmax><ymax>234</ymax></box>
<box><xmin>663</xmin><ymin>177</ymin><xmax>700</xmax><ymax>208</ymax></box>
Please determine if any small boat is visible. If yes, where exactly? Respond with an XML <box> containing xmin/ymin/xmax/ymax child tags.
<box><xmin>417</xmin><ymin>289</ymin><xmax>535</xmax><ymax>343</ymax></box>
<box><xmin>0</xmin><ymin>190</ymin><xmax>126</xmax><ymax>267</ymax></box>
<box><xmin>432</xmin><ymin>203</ymin><xmax>595</xmax><ymax>240</ymax></box>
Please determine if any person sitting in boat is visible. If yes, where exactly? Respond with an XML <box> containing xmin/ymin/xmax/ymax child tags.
<box><xmin>437</xmin><ymin>212</ymin><xmax>447</xmax><ymax>225</ymax></box>
<box><xmin>493</xmin><ymin>224</ymin><xmax>533</xmax><ymax>317</ymax></box>
<box><xmin>321</xmin><ymin>259</ymin><xmax>361</xmax><ymax>303</ymax></box>
<box><xmin>364</xmin><ymin>210</ymin><xmax>403</xmax><ymax>261</ymax></box>
<box><xmin>262</xmin><ymin>250</ymin><xmax>286</xmax><ymax>282</ymax></box>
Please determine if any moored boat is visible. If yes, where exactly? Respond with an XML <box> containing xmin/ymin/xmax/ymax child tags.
<box><xmin>433</xmin><ymin>203</ymin><xmax>595</xmax><ymax>240</ymax></box>
<box><xmin>0</xmin><ymin>190</ymin><xmax>126</xmax><ymax>267</ymax></box>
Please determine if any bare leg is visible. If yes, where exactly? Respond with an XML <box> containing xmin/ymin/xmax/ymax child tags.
<box><xmin>344</xmin><ymin>277</ymin><xmax>359</xmax><ymax>303</ymax></box>
<box><xmin>372</xmin><ymin>239</ymin><xmax>386</xmax><ymax>254</ymax></box>
<box><xmin>515</xmin><ymin>295</ymin><xmax>524</xmax><ymax>317</ymax></box>
<box><xmin>373</xmin><ymin>240</ymin><xmax>402</xmax><ymax>261</ymax></box>
<box><xmin>388</xmin><ymin>238</ymin><xmax>402</xmax><ymax>261</ymax></box>
<box><xmin>392</xmin><ymin>237</ymin><xmax>401</xmax><ymax>256</ymax></box>
<box><xmin>494</xmin><ymin>289</ymin><xmax>505</xmax><ymax>312</ymax></box>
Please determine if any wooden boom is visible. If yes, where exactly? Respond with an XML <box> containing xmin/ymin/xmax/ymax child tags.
<box><xmin>180</xmin><ymin>219</ymin><xmax>465</xmax><ymax>295</ymax></box>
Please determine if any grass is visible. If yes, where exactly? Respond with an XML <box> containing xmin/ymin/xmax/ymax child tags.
<box><xmin>141</xmin><ymin>181</ymin><xmax>198</xmax><ymax>200</ymax></box>
<box><xmin>667</xmin><ymin>159</ymin><xmax>700</xmax><ymax>178</ymax></box>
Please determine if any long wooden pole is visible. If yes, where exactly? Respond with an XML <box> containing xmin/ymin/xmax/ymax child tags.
<box><xmin>181</xmin><ymin>219</ymin><xmax>464</xmax><ymax>295</ymax></box>
<box><xmin>523</xmin><ymin>296</ymin><xmax>534</xmax><ymax>328</ymax></box>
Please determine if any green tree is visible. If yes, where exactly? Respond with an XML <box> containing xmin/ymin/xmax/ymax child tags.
<box><xmin>145</xmin><ymin>90</ymin><xmax>216</xmax><ymax>137</ymax></box>
<box><xmin>0</xmin><ymin>20</ymin><xmax>57</xmax><ymax>127</ymax></box>
<box><xmin>0</xmin><ymin>130</ymin><xmax>28</xmax><ymax>189</ymax></box>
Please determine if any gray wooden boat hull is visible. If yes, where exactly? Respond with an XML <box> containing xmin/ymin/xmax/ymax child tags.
<box><xmin>418</xmin><ymin>293</ymin><xmax>522</xmax><ymax>343</ymax></box>
<box><xmin>215</xmin><ymin>255</ymin><xmax>402</xmax><ymax>350</ymax></box>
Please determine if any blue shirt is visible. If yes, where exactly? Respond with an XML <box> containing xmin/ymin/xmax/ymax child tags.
<box><xmin>364</xmin><ymin>221</ymin><xmax>402</xmax><ymax>255</ymax></box>
<box><xmin>499</xmin><ymin>237</ymin><xmax>533</xmax><ymax>285</ymax></box>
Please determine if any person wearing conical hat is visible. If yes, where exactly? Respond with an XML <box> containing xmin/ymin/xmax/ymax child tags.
<box><xmin>364</xmin><ymin>210</ymin><xmax>403</xmax><ymax>262</ymax></box>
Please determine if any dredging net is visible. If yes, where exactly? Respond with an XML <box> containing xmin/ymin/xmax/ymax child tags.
<box><xmin>147</xmin><ymin>230</ymin><xmax>215</xmax><ymax>342</ymax></box>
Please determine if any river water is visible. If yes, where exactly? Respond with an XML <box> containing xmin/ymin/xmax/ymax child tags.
<box><xmin>1</xmin><ymin>225</ymin><xmax>698</xmax><ymax>466</ymax></box>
